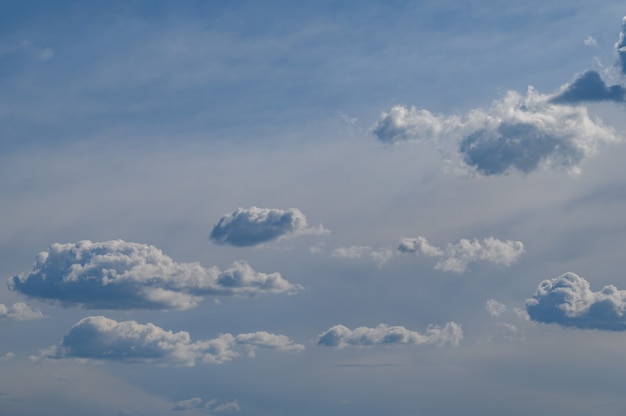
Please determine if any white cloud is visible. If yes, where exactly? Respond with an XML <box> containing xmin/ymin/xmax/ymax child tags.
<box><xmin>526</xmin><ymin>272</ymin><xmax>626</xmax><ymax>330</ymax></box>
<box><xmin>172</xmin><ymin>397</ymin><xmax>203</xmax><ymax>411</ymax></box>
<box><xmin>584</xmin><ymin>35</ymin><xmax>598</xmax><ymax>46</ymax></box>
<box><xmin>0</xmin><ymin>352</ymin><xmax>15</xmax><ymax>362</ymax></box>
<box><xmin>399</xmin><ymin>236</ymin><xmax>524</xmax><ymax>273</ymax></box>
<box><xmin>317</xmin><ymin>322</ymin><xmax>462</xmax><ymax>348</ymax></box>
<box><xmin>485</xmin><ymin>299</ymin><xmax>507</xmax><ymax>318</ymax></box>
<box><xmin>10</xmin><ymin>240</ymin><xmax>301</xmax><ymax>310</ymax></box>
<box><xmin>0</xmin><ymin>302</ymin><xmax>45</xmax><ymax>320</ymax></box>
<box><xmin>213</xmin><ymin>400</ymin><xmax>240</xmax><ymax>413</ymax></box>
<box><xmin>616</xmin><ymin>15</ymin><xmax>626</xmax><ymax>74</ymax></box>
<box><xmin>332</xmin><ymin>245</ymin><xmax>394</xmax><ymax>266</ymax></box>
<box><xmin>373</xmin><ymin>88</ymin><xmax>621</xmax><ymax>176</ymax></box>
<box><xmin>210</xmin><ymin>206</ymin><xmax>328</xmax><ymax>247</ymax></box>
<box><xmin>36</xmin><ymin>316</ymin><xmax>304</xmax><ymax>366</ymax></box>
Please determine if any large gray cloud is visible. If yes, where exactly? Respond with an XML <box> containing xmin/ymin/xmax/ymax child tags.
<box><xmin>549</xmin><ymin>71</ymin><xmax>626</xmax><ymax>104</ymax></box>
<box><xmin>317</xmin><ymin>322</ymin><xmax>463</xmax><ymax>348</ymax></box>
<box><xmin>36</xmin><ymin>316</ymin><xmax>304</xmax><ymax>366</ymax></box>
<box><xmin>525</xmin><ymin>272</ymin><xmax>626</xmax><ymax>330</ymax></box>
<box><xmin>10</xmin><ymin>240</ymin><xmax>301</xmax><ymax>310</ymax></box>
<box><xmin>398</xmin><ymin>236</ymin><xmax>524</xmax><ymax>273</ymax></box>
<box><xmin>0</xmin><ymin>302</ymin><xmax>45</xmax><ymax>320</ymax></box>
<box><xmin>617</xmin><ymin>16</ymin><xmax>626</xmax><ymax>74</ymax></box>
<box><xmin>210</xmin><ymin>206</ymin><xmax>328</xmax><ymax>247</ymax></box>
<box><xmin>373</xmin><ymin>89</ymin><xmax>620</xmax><ymax>176</ymax></box>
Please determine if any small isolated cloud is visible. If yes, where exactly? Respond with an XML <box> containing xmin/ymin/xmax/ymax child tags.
<box><xmin>526</xmin><ymin>272</ymin><xmax>626</xmax><ymax>330</ymax></box>
<box><xmin>36</xmin><ymin>316</ymin><xmax>304</xmax><ymax>366</ymax></box>
<box><xmin>213</xmin><ymin>400</ymin><xmax>240</xmax><ymax>413</ymax></box>
<box><xmin>210</xmin><ymin>207</ymin><xmax>328</xmax><ymax>247</ymax></box>
<box><xmin>617</xmin><ymin>16</ymin><xmax>626</xmax><ymax>74</ymax></box>
<box><xmin>485</xmin><ymin>299</ymin><xmax>507</xmax><ymax>318</ymax></box>
<box><xmin>317</xmin><ymin>322</ymin><xmax>463</xmax><ymax>348</ymax></box>
<box><xmin>172</xmin><ymin>397</ymin><xmax>203</xmax><ymax>411</ymax></box>
<box><xmin>399</xmin><ymin>236</ymin><xmax>524</xmax><ymax>273</ymax></box>
<box><xmin>550</xmin><ymin>71</ymin><xmax>626</xmax><ymax>104</ymax></box>
<box><xmin>373</xmin><ymin>88</ymin><xmax>620</xmax><ymax>176</ymax></box>
<box><xmin>0</xmin><ymin>302</ymin><xmax>45</xmax><ymax>320</ymax></box>
<box><xmin>0</xmin><ymin>352</ymin><xmax>15</xmax><ymax>362</ymax></box>
<box><xmin>332</xmin><ymin>246</ymin><xmax>394</xmax><ymax>266</ymax></box>
<box><xmin>584</xmin><ymin>35</ymin><xmax>598</xmax><ymax>46</ymax></box>
<box><xmin>10</xmin><ymin>240</ymin><xmax>301</xmax><ymax>311</ymax></box>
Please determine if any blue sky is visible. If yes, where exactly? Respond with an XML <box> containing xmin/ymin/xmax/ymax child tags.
<box><xmin>2</xmin><ymin>1</ymin><xmax>626</xmax><ymax>415</ymax></box>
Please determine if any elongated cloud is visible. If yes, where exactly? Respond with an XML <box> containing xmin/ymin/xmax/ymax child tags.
<box><xmin>317</xmin><ymin>322</ymin><xmax>462</xmax><ymax>348</ymax></box>
<box><xmin>332</xmin><ymin>245</ymin><xmax>393</xmax><ymax>266</ymax></box>
<box><xmin>617</xmin><ymin>16</ymin><xmax>626</xmax><ymax>74</ymax></box>
<box><xmin>36</xmin><ymin>316</ymin><xmax>304</xmax><ymax>366</ymax></box>
<box><xmin>550</xmin><ymin>71</ymin><xmax>626</xmax><ymax>104</ymax></box>
<box><xmin>526</xmin><ymin>272</ymin><xmax>626</xmax><ymax>330</ymax></box>
<box><xmin>10</xmin><ymin>240</ymin><xmax>301</xmax><ymax>310</ymax></box>
<box><xmin>210</xmin><ymin>206</ymin><xmax>328</xmax><ymax>247</ymax></box>
<box><xmin>172</xmin><ymin>397</ymin><xmax>239</xmax><ymax>413</ymax></box>
<box><xmin>0</xmin><ymin>302</ymin><xmax>45</xmax><ymax>320</ymax></box>
<box><xmin>373</xmin><ymin>88</ymin><xmax>620</xmax><ymax>176</ymax></box>
<box><xmin>399</xmin><ymin>236</ymin><xmax>524</xmax><ymax>273</ymax></box>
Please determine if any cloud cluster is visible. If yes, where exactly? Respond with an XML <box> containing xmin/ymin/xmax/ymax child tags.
<box><xmin>0</xmin><ymin>302</ymin><xmax>45</xmax><ymax>320</ymax></box>
<box><xmin>550</xmin><ymin>71</ymin><xmax>626</xmax><ymax>104</ymax></box>
<box><xmin>526</xmin><ymin>272</ymin><xmax>626</xmax><ymax>331</ymax></box>
<box><xmin>399</xmin><ymin>236</ymin><xmax>524</xmax><ymax>273</ymax></box>
<box><xmin>37</xmin><ymin>316</ymin><xmax>304</xmax><ymax>366</ymax></box>
<box><xmin>10</xmin><ymin>240</ymin><xmax>301</xmax><ymax>311</ymax></box>
<box><xmin>210</xmin><ymin>207</ymin><xmax>328</xmax><ymax>247</ymax></box>
<box><xmin>317</xmin><ymin>322</ymin><xmax>462</xmax><ymax>348</ymax></box>
<box><xmin>332</xmin><ymin>245</ymin><xmax>394</xmax><ymax>266</ymax></box>
<box><xmin>617</xmin><ymin>16</ymin><xmax>626</xmax><ymax>74</ymax></box>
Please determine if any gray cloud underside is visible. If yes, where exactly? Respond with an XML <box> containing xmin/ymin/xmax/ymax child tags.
<box><xmin>37</xmin><ymin>316</ymin><xmax>304</xmax><ymax>366</ymax></box>
<box><xmin>526</xmin><ymin>272</ymin><xmax>626</xmax><ymax>330</ymax></box>
<box><xmin>549</xmin><ymin>71</ymin><xmax>626</xmax><ymax>104</ymax></box>
<box><xmin>210</xmin><ymin>206</ymin><xmax>327</xmax><ymax>247</ymax></box>
<box><xmin>317</xmin><ymin>322</ymin><xmax>463</xmax><ymax>348</ymax></box>
<box><xmin>617</xmin><ymin>16</ymin><xmax>626</xmax><ymax>74</ymax></box>
<box><xmin>10</xmin><ymin>240</ymin><xmax>301</xmax><ymax>311</ymax></box>
<box><xmin>398</xmin><ymin>236</ymin><xmax>524</xmax><ymax>273</ymax></box>
<box><xmin>373</xmin><ymin>88</ymin><xmax>621</xmax><ymax>176</ymax></box>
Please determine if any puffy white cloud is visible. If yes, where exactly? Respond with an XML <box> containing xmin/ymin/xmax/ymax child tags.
<box><xmin>0</xmin><ymin>302</ymin><xmax>45</xmax><ymax>320</ymax></box>
<box><xmin>485</xmin><ymin>299</ymin><xmax>507</xmax><ymax>318</ymax></box>
<box><xmin>399</xmin><ymin>236</ymin><xmax>524</xmax><ymax>273</ymax></box>
<box><xmin>617</xmin><ymin>16</ymin><xmax>626</xmax><ymax>74</ymax></box>
<box><xmin>373</xmin><ymin>88</ymin><xmax>620</xmax><ymax>176</ymax></box>
<box><xmin>210</xmin><ymin>206</ymin><xmax>328</xmax><ymax>247</ymax></box>
<box><xmin>550</xmin><ymin>71</ymin><xmax>625</xmax><ymax>104</ymax></box>
<box><xmin>526</xmin><ymin>272</ymin><xmax>626</xmax><ymax>330</ymax></box>
<box><xmin>172</xmin><ymin>397</ymin><xmax>204</xmax><ymax>411</ymax></box>
<box><xmin>332</xmin><ymin>245</ymin><xmax>394</xmax><ymax>266</ymax></box>
<box><xmin>36</xmin><ymin>316</ymin><xmax>304</xmax><ymax>366</ymax></box>
<box><xmin>317</xmin><ymin>322</ymin><xmax>462</xmax><ymax>348</ymax></box>
<box><xmin>10</xmin><ymin>240</ymin><xmax>301</xmax><ymax>311</ymax></box>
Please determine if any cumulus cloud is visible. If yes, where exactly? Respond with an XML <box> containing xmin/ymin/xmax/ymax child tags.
<box><xmin>550</xmin><ymin>71</ymin><xmax>626</xmax><ymax>104</ymax></box>
<box><xmin>10</xmin><ymin>240</ymin><xmax>301</xmax><ymax>311</ymax></box>
<box><xmin>332</xmin><ymin>245</ymin><xmax>394</xmax><ymax>266</ymax></box>
<box><xmin>525</xmin><ymin>272</ymin><xmax>626</xmax><ymax>330</ymax></box>
<box><xmin>317</xmin><ymin>322</ymin><xmax>463</xmax><ymax>348</ymax></box>
<box><xmin>485</xmin><ymin>299</ymin><xmax>507</xmax><ymax>318</ymax></box>
<box><xmin>617</xmin><ymin>16</ymin><xmax>626</xmax><ymax>74</ymax></box>
<box><xmin>36</xmin><ymin>316</ymin><xmax>304</xmax><ymax>366</ymax></box>
<box><xmin>373</xmin><ymin>88</ymin><xmax>620</xmax><ymax>176</ymax></box>
<box><xmin>399</xmin><ymin>236</ymin><xmax>524</xmax><ymax>273</ymax></box>
<box><xmin>0</xmin><ymin>302</ymin><xmax>45</xmax><ymax>320</ymax></box>
<box><xmin>584</xmin><ymin>35</ymin><xmax>598</xmax><ymax>46</ymax></box>
<box><xmin>210</xmin><ymin>207</ymin><xmax>328</xmax><ymax>247</ymax></box>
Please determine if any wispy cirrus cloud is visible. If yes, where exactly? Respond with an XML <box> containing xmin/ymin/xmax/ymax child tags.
<box><xmin>10</xmin><ymin>240</ymin><xmax>301</xmax><ymax>311</ymax></box>
<box><xmin>172</xmin><ymin>397</ymin><xmax>240</xmax><ymax>413</ymax></box>
<box><xmin>399</xmin><ymin>236</ymin><xmax>524</xmax><ymax>273</ymax></box>
<box><xmin>526</xmin><ymin>272</ymin><xmax>626</xmax><ymax>330</ymax></box>
<box><xmin>331</xmin><ymin>245</ymin><xmax>394</xmax><ymax>267</ymax></box>
<box><xmin>317</xmin><ymin>322</ymin><xmax>462</xmax><ymax>348</ymax></box>
<box><xmin>35</xmin><ymin>316</ymin><xmax>304</xmax><ymax>366</ymax></box>
<box><xmin>210</xmin><ymin>206</ymin><xmax>328</xmax><ymax>247</ymax></box>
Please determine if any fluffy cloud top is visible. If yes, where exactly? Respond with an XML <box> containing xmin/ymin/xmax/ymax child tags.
<box><xmin>0</xmin><ymin>302</ymin><xmax>45</xmax><ymax>320</ymax></box>
<box><xmin>399</xmin><ymin>236</ymin><xmax>524</xmax><ymax>273</ymax></box>
<box><xmin>550</xmin><ymin>71</ymin><xmax>626</xmax><ymax>104</ymax></box>
<box><xmin>10</xmin><ymin>240</ymin><xmax>301</xmax><ymax>311</ymax></box>
<box><xmin>210</xmin><ymin>206</ymin><xmax>328</xmax><ymax>247</ymax></box>
<box><xmin>526</xmin><ymin>272</ymin><xmax>626</xmax><ymax>330</ymax></box>
<box><xmin>617</xmin><ymin>16</ymin><xmax>626</xmax><ymax>74</ymax></box>
<box><xmin>331</xmin><ymin>245</ymin><xmax>393</xmax><ymax>266</ymax></box>
<box><xmin>373</xmin><ymin>88</ymin><xmax>620</xmax><ymax>176</ymax></box>
<box><xmin>317</xmin><ymin>322</ymin><xmax>462</xmax><ymax>348</ymax></box>
<box><xmin>37</xmin><ymin>316</ymin><xmax>304</xmax><ymax>366</ymax></box>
